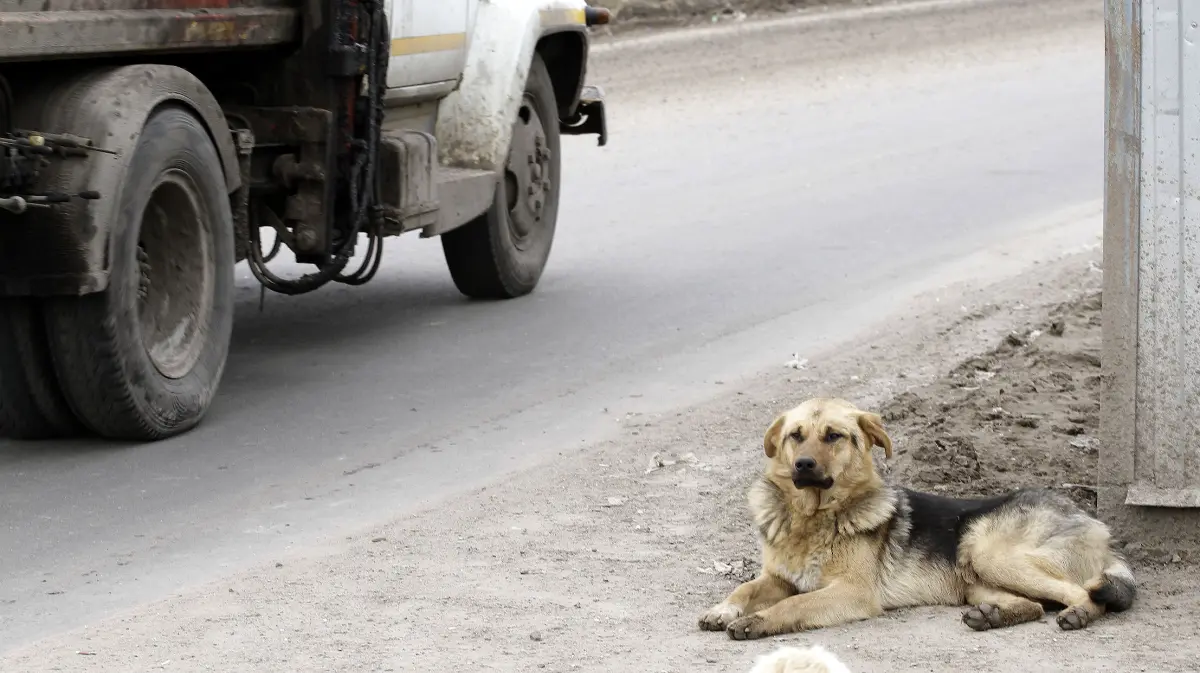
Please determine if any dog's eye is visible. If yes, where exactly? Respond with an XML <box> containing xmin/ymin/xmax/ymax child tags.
<box><xmin>824</xmin><ymin>432</ymin><xmax>843</xmax><ymax>443</ymax></box>
<box><xmin>790</xmin><ymin>431</ymin><xmax>804</xmax><ymax>443</ymax></box>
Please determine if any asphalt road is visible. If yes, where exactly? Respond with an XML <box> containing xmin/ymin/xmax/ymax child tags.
<box><xmin>0</xmin><ymin>0</ymin><xmax>1103</xmax><ymax>653</ymax></box>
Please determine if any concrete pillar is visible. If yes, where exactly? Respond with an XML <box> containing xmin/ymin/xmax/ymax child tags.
<box><xmin>1101</xmin><ymin>0</ymin><xmax>1200</xmax><ymax>553</ymax></box>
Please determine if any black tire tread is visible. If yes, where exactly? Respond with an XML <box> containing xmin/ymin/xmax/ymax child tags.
<box><xmin>0</xmin><ymin>299</ymin><xmax>81</xmax><ymax>439</ymax></box>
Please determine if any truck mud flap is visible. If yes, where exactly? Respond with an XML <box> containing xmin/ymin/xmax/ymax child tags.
<box><xmin>560</xmin><ymin>84</ymin><xmax>607</xmax><ymax>147</ymax></box>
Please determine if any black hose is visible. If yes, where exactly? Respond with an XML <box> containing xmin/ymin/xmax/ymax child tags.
<box><xmin>262</xmin><ymin>229</ymin><xmax>284</xmax><ymax>263</ymax></box>
<box><xmin>244</xmin><ymin>203</ymin><xmax>349</xmax><ymax>295</ymax></box>
<box><xmin>0</xmin><ymin>75</ymin><xmax>12</xmax><ymax>133</ymax></box>
<box><xmin>334</xmin><ymin>0</ymin><xmax>389</xmax><ymax>287</ymax></box>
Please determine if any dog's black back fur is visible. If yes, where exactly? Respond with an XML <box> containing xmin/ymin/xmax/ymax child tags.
<box><xmin>901</xmin><ymin>488</ymin><xmax>1016</xmax><ymax>565</ymax></box>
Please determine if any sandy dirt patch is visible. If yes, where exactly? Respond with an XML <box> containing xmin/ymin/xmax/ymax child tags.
<box><xmin>883</xmin><ymin>292</ymin><xmax>1103</xmax><ymax>513</ymax></box>
<box><xmin>5</xmin><ymin>243</ymin><xmax>1198</xmax><ymax>673</ymax></box>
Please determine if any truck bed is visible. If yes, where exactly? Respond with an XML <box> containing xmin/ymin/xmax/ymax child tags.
<box><xmin>0</xmin><ymin>0</ymin><xmax>301</xmax><ymax>62</ymax></box>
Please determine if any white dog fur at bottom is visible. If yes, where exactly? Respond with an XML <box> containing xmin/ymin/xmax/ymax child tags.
<box><xmin>747</xmin><ymin>645</ymin><xmax>852</xmax><ymax>673</ymax></box>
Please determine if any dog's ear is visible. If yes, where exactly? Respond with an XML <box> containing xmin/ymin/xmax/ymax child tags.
<box><xmin>763</xmin><ymin>413</ymin><xmax>787</xmax><ymax>459</ymax></box>
<box><xmin>857</xmin><ymin>411</ymin><xmax>893</xmax><ymax>459</ymax></box>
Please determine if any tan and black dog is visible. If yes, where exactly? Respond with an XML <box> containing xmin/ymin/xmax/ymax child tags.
<box><xmin>699</xmin><ymin>397</ymin><xmax>1135</xmax><ymax>641</ymax></box>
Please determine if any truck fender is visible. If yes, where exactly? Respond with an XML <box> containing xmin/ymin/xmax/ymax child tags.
<box><xmin>0</xmin><ymin>65</ymin><xmax>240</xmax><ymax>297</ymax></box>
<box><xmin>435</xmin><ymin>0</ymin><xmax>589</xmax><ymax>172</ymax></box>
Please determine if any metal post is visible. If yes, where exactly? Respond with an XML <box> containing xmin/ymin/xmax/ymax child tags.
<box><xmin>1101</xmin><ymin>0</ymin><xmax>1200</xmax><ymax>552</ymax></box>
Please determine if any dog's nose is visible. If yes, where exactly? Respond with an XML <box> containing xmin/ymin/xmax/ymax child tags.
<box><xmin>794</xmin><ymin>457</ymin><xmax>818</xmax><ymax>472</ymax></box>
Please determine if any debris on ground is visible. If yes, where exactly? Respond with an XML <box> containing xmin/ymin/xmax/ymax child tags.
<box><xmin>784</xmin><ymin>354</ymin><xmax>809</xmax><ymax>370</ymax></box>
<box><xmin>645</xmin><ymin>451</ymin><xmax>710</xmax><ymax>473</ymax></box>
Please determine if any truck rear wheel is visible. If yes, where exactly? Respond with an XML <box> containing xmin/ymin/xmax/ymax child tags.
<box><xmin>44</xmin><ymin>105</ymin><xmax>235</xmax><ymax>441</ymax></box>
<box><xmin>441</xmin><ymin>53</ymin><xmax>562</xmax><ymax>299</ymax></box>
<box><xmin>0</xmin><ymin>300</ymin><xmax>82</xmax><ymax>439</ymax></box>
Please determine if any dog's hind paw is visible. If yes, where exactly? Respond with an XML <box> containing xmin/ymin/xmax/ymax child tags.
<box><xmin>1056</xmin><ymin>605</ymin><xmax>1091</xmax><ymax>631</ymax></box>
<box><xmin>698</xmin><ymin>603</ymin><xmax>743</xmax><ymax>631</ymax></box>
<box><xmin>962</xmin><ymin>603</ymin><xmax>1003</xmax><ymax>631</ymax></box>
<box><xmin>726</xmin><ymin>614</ymin><xmax>771</xmax><ymax>641</ymax></box>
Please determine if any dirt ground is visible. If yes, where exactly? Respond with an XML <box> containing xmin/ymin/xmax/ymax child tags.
<box><xmin>6</xmin><ymin>241</ymin><xmax>1199</xmax><ymax>672</ymax></box>
<box><xmin>882</xmin><ymin>292</ymin><xmax>1104</xmax><ymax>513</ymax></box>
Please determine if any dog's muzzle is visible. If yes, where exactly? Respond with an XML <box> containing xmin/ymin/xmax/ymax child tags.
<box><xmin>792</xmin><ymin>457</ymin><xmax>834</xmax><ymax>489</ymax></box>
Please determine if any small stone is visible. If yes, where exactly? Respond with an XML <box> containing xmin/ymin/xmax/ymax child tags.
<box><xmin>1171</xmin><ymin>554</ymin><xmax>1182</xmax><ymax>564</ymax></box>
<box><xmin>530</xmin><ymin>631</ymin><xmax>544</xmax><ymax>642</ymax></box>
<box><xmin>984</xmin><ymin>407</ymin><xmax>1009</xmax><ymax>421</ymax></box>
<box><xmin>1069</xmin><ymin>437</ymin><xmax>1099</xmax><ymax>454</ymax></box>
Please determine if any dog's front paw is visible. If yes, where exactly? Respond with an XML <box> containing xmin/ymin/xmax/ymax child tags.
<box><xmin>726</xmin><ymin>613</ymin><xmax>771</xmax><ymax>641</ymax></box>
<box><xmin>1056</xmin><ymin>605</ymin><xmax>1092</xmax><ymax>631</ymax></box>
<box><xmin>698</xmin><ymin>603</ymin><xmax>743</xmax><ymax>631</ymax></box>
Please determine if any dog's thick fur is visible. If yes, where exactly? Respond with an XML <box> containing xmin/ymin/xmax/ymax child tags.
<box><xmin>699</xmin><ymin>397</ymin><xmax>1136</xmax><ymax>641</ymax></box>
<box><xmin>747</xmin><ymin>645</ymin><xmax>851</xmax><ymax>673</ymax></box>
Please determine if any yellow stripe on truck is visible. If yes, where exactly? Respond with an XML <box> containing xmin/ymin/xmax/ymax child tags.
<box><xmin>538</xmin><ymin>8</ymin><xmax>587</xmax><ymax>27</ymax></box>
<box><xmin>390</xmin><ymin>33</ymin><xmax>467</xmax><ymax>57</ymax></box>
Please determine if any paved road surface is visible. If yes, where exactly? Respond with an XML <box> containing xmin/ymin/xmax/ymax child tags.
<box><xmin>0</xmin><ymin>0</ymin><xmax>1102</xmax><ymax>653</ymax></box>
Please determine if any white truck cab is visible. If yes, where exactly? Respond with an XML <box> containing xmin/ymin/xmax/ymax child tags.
<box><xmin>377</xmin><ymin>0</ymin><xmax>610</xmax><ymax>299</ymax></box>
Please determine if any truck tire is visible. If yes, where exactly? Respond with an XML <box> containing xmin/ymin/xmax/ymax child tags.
<box><xmin>43</xmin><ymin>105</ymin><xmax>235</xmax><ymax>441</ymax></box>
<box><xmin>441</xmin><ymin>53</ymin><xmax>562</xmax><ymax>299</ymax></box>
<box><xmin>0</xmin><ymin>300</ymin><xmax>82</xmax><ymax>439</ymax></box>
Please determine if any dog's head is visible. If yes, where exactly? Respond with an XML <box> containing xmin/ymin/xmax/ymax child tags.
<box><xmin>762</xmin><ymin>397</ymin><xmax>892</xmax><ymax>492</ymax></box>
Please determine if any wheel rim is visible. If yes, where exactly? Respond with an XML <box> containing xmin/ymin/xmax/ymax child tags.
<box><xmin>504</xmin><ymin>93</ymin><xmax>553</xmax><ymax>251</ymax></box>
<box><xmin>136</xmin><ymin>170</ymin><xmax>213</xmax><ymax>380</ymax></box>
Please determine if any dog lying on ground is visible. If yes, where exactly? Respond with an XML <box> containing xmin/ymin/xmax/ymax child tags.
<box><xmin>699</xmin><ymin>397</ymin><xmax>1136</xmax><ymax>641</ymax></box>
<box><xmin>747</xmin><ymin>644</ymin><xmax>851</xmax><ymax>673</ymax></box>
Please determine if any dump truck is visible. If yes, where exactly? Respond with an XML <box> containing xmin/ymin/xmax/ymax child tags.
<box><xmin>0</xmin><ymin>0</ymin><xmax>610</xmax><ymax>442</ymax></box>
